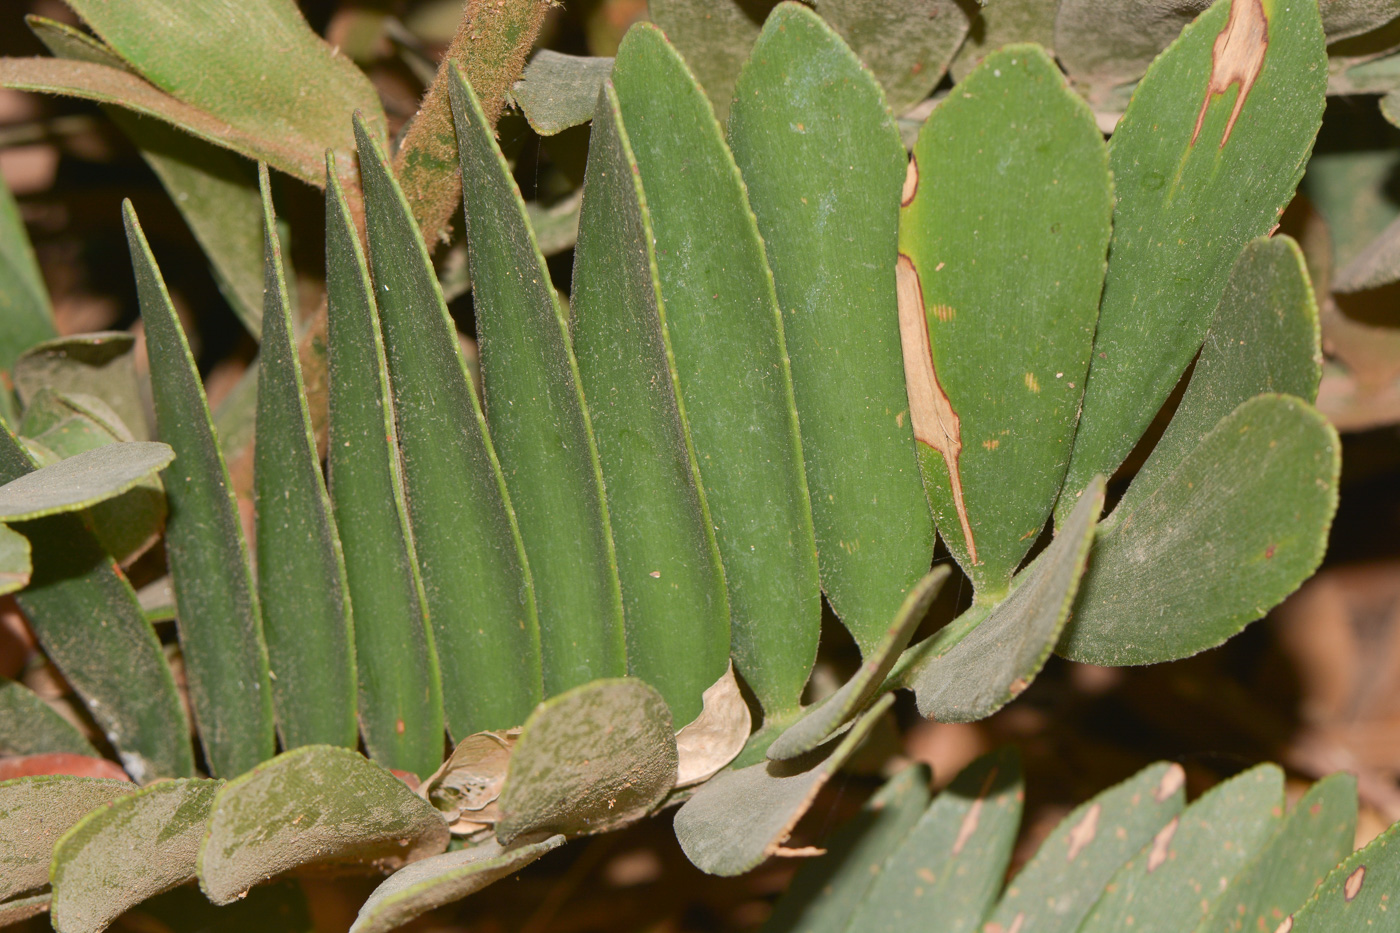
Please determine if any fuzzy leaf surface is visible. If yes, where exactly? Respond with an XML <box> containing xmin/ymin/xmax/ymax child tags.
<box><xmin>0</xmin><ymin>775</ymin><xmax>135</xmax><ymax>900</ymax></box>
<box><xmin>1060</xmin><ymin>395</ymin><xmax>1339</xmax><ymax>664</ymax></box>
<box><xmin>125</xmin><ymin>202</ymin><xmax>273</xmax><ymax>777</ymax></box>
<box><xmin>355</xmin><ymin>118</ymin><xmax>540</xmax><ymax>736</ymax></box>
<box><xmin>0</xmin><ymin>525</ymin><xmax>29</xmax><ymax>597</ymax></box>
<box><xmin>13</xmin><ymin>332</ymin><xmax>146</xmax><ymax>441</ymax></box>
<box><xmin>845</xmin><ymin>749</ymin><xmax>1022</xmax><ymax>932</ymax></box>
<box><xmin>450</xmin><ymin>67</ymin><xmax>625</xmax><ymax>693</ymax></box>
<box><xmin>50</xmin><ymin>778</ymin><xmax>222</xmax><ymax>933</ymax></box>
<box><xmin>0</xmin><ymin>441</ymin><xmax>171</xmax><ymax>522</ymax></box>
<box><xmin>729</xmin><ymin>3</ymin><xmax>935</xmax><ymax>654</ymax></box>
<box><xmin>197</xmin><ymin>745</ymin><xmax>449</xmax><ymax>906</ymax></box>
<box><xmin>1077</xmin><ymin>764</ymin><xmax>1285</xmax><ymax>933</ymax></box>
<box><xmin>0</xmin><ymin>169</ymin><xmax>55</xmax><ymax>375</ymax></box>
<box><xmin>27</xmin><ymin>15</ymin><xmax>266</xmax><ymax>336</ymax></box>
<box><xmin>900</xmin><ymin>45</ymin><xmax>1111</xmax><ymax>594</ymax></box>
<box><xmin>1288</xmin><ymin>817</ymin><xmax>1400</xmax><ymax>930</ymax></box>
<box><xmin>1123</xmin><ymin>235</ymin><xmax>1322</xmax><ymax>510</ymax></box>
<box><xmin>512</xmin><ymin>50</ymin><xmax>613</xmax><ymax>135</ymax></box>
<box><xmin>254</xmin><ymin>167</ymin><xmax>357</xmax><ymax>752</ymax></box>
<box><xmin>324</xmin><ymin>157</ymin><xmax>444</xmax><ymax>778</ymax></box>
<box><xmin>761</xmin><ymin>764</ymin><xmax>931</xmax><ymax>933</ymax></box>
<box><xmin>0</xmin><ymin>424</ymin><xmax>190</xmax><ymax>783</ymax></box>
<box><xmin>570</xmin><ymin>82</ymin><xmax>729</xmax><ymax>722</ymax></box>
<box><xmin>674</xmin><ymin>694</ymin><xmax>892</xmax><ymax>877</ymax></box>
<box><xmin>20</xmin><ymin>391</ymin><xmax>165</xmax><ymax>563</ymax></box>
<box><xmin>0</xmin><ymin>58</ymin><xmax>324</xmax><ymax>183</ymax></box>
<box><xmin>767</xmin><ymin>566</ymin><xmax>948</xmax><ymax>761</ymax></box>
<box><xmin>985</xmin><ymin>762</ymin><xmax>1187</xmax><ymax>933</ymax></box>
<box><xmin>1192</xmin><ymin>772</ymin><xmax>1356</xmax><ymax>933</ymax></box>
<box><xmin>0</xmin><ymin>677</ymin><xmax>93</xmax><ymax>757</ymax></box>
<box><xmin>59</xmin><ymin>0</ymin><xmax>385</xmax><ymax>183</ymax></box>
<box><xmin>495</xmin><ymin>679</ymin><xmax>677</xmax><ymax>843</ymax></box>
<box><xmin>350</xmin><ymin>836</ymin><xmax>565</xmax><ymax>933</ymax></box>
<box><xmin>908</xmin><ymin>476</ymin><xmax>1104</xmax><ymax>723</ymax></box>
<box><xmin>811</xmin><ymin>0</ymin><xmax>971</xmax><ymax>114</ymax></box>
<box><xmin>1059</xmin><ymin>0</ymin><xmax>1328</xmax><ymax>516</ymax></box>
<box><xmin>612</xmin><ymin>23</ymin><xmax>820</xmax><ymax>716</ymax></box>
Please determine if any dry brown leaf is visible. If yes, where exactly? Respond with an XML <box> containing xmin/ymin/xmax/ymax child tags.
<box><xmin>418</xmin><ymin>728</ymin><xmax>521</xmax><ymax>828</ymax></box>
<box><xmin>674</xmin><ymin>663</ymin><xmax>751</xmax><ymax>788</ymax></box>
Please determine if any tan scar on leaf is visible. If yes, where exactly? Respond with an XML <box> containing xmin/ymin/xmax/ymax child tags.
<box><xmin>897</xmin><ymin>253</ymin><xmax>977</xmax><ymax>564</ymax></box>
<box><xmin>902</xmin><ymin>156</ymin><xmax>919</xmax><ymax>206</ymax></box>
<box><xmin>1191</xmin><ymin>0</ymin><xmax>1268</xmax><ymax>149</ymax></box>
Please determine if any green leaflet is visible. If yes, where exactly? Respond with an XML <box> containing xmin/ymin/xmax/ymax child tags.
<box><xmin>612</xmin><ymin>23</ymin><xmax>822</xmax><ymax>717</ymax></box>
<box><xmin>1333</xmin><ymin>212</ymin><xmax>1400</xmax><ymax>292</ymax></box>
<box><xmin>1077</xmin><ymin>764</ymin><xmax>1285</xmax><ymax>933</ymax></box>
<box><xmin>0</xmin><ymin>441</ymin><xmax>171</xmax><ymax>522</ymax></box>
<box><xmin>1288</xmin><ymin>816</ymin><xmax>1399</xmax><ymax>930</ymax></box>
<box><xmin>0</xmin><ymin>677</ymin><xmax>94</xmax><ymax>757</ymax></box>
<box><xmin>450</xmin><ymin>67</ymin><xmax>626</xmax><ymax>693</ymax></box>
<box><xmin>512</xmin><ymin>51</ymin><xmax>614</xmax><ymax>135</ymax></box>
<box><xmin>0</xmin><ymin>424</ymin><xmax>190</xmax><ymax>783</ymax></box>
<box><xmin>354</xmin><ymin>118</ymin><xmax>541</xmax><ymax>737</ymax></box>
<box><xmin>950</xmin><ymin>0</ymin><xmax>1059</xmax><ymax>82</ymax></box>
<box><xmin>845</xmin><ymin>748</ymin><xmax>1023</xmax><ymax>933</ymax></box>
<box><xmin>899</xmin><ymin>44</ymin><xmax>1112</xmax><ymax>596</ymax></box>
<box><xmin>646</xmin><ymin>0</ymin><xmax>768</xmax><ymax>123</ymax></box>
<box><xmin>124</xmin><ymin>202</ymin><xmax>274</xmax><ymax>778</ymax></box>
<box><xmin>1060</xmin><ymin>395</ymin><xmax>1339</xmax><ymax>664</ymax></box>
<box><xmin>0</xmin><ymin>58</ymin><xmax>322</xmax><ymax>186</ymax></box>
<box><xmin>59</xmin><ymin>0</ymin><xmax>385</xmax><ymax>187</ymax></box>
<box><xmin>729</xmin><ymin>4</ymin><xmax>935</xmax><ymax>654</ymax></box>
<box><xmin>1055</xmin><ymin>0</ymin><xmax>1209</xmax><ymax>94</ymax></box>
<box><xmin>196</xmin><ymin>745</ymin><xmax>450</xmax><ymax>906</ymax></box>
<box><xmin>0</xmin><ymin>775</ymin><xmax>135</xmax><ymax>900</ymax></box>
<box><xmin>1059</xmin><ymin>0</ymin><xmax>1328</xmax><ymax>520</ymax></box>
<box><xmin>1192</xmin><ymin>773</ymin><xmax>1356</xmax><ymax>933</ymax></box>
<box><xmin>26</xmin><ymin>15</ymin><xmax>265</xmax><ymax>336</ymax></box>
<box><xmin>674</xmin><ymin>693</ymin><xmax>894</xmax><ymax>877</ymax></box>
<box><xmin>324</xmin><ymin>155</ymin><xmax>445</xmax><ymax>778</ymax></box>
<box><xmin>495</xmin><ymin>679</ymin><xmax>678</xmax><ymax>844</ymax></box>
<box><xmin>761</xmin><ymin>764</ymin><xmax>931</xmax><ymax>933</ymax></box>
<box><xmin>766</xmin><ymin>566</ymin><xmax>948</xmax><ymax>761</ymax></box>
<box><xmin>907</xmin><ymin>475</ymin><xmax>1104</xmax><ymax>723</ymax></box>
<box><xmin>50</xmin><ymin>778</ymin><xmax>223</xmax><ymax>933</ymax></box>
<box><xmin>1123</xmin><ymin>235</ymin><xmax>1322</xmax><ymax>509</ymax></box>
<box><xmin>254</xmin><ymin>166</ymin><xmax>357</xmax><ymax>753</ymax></box>
<box><xmin>13</xmin><ymin>332</ymin><xmax>147</xmax><ymax>441</ymax></box>
<box><xmin>0</xmin><ymin>892</ymin><xmax>50</xmax><ymax>927</ymax></box>
<box><xmin>349</xmin><ymin>836</ymin><xmax>566</xmax><ymax>933</ymax></box>
<box><xmin>0</xmin><ymin>162</ymin><xmax>56</xmax><ymax>376</ymax></box>
<box><xmin>985</xmin><ymin>762</ymin><xmax>1187</xmax><ymax>933</ymax></box>
<box><xmin>811</xmin><ymin>0</ymin><xmax>971</xmax><ymax>114</ymax></box>
<box><xmin>570</xmin><ymin>82</ymin><xmax>730</xmax><ymax>722</ymax></box>
<box><xmin>0</xmin><ymin>524</ymin><xmax>30</xmax><ymax>597</ymax></box>
<box><xmin>20</xmin><ymin>391</ymin><xmax>166</xmax><ymax>563</ymax></box>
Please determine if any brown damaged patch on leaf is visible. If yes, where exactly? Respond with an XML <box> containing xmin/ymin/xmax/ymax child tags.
<box><xmin>1147</xmin><ymin>816</ymin><xmax>1178</xmax><ymax>872</ymax></box>
<box><xmin>770</xmin><ymin>845</ymin><xmax>826</xmax><ymax>858</ymax></box>
<box><xmin>674</xmin><ymin>663</ymin><xmax>751</xmax><ymax>788</ymax></box>
<box><xmin>1191</xmin><ymin>0</ymin><xmax>1269</xmax><ymax>149</ymax></box>
<box><xmin>897</xmin><ymin>254</ymin><xmax>977</xmax><ymax>564</ymax></box>
<box><xmin>1155</xmin><ymin>763</ymin><xmax>1186</xmax><ymax>801</ymax></box>
<box><xmin>952</xmin><ymin>766</ymin><xmax>999</xmax><ymax>855</ymax></box>
<box><xmin>902</xmin><ymin>156</ymin><xmax>919</xmax><ymax>206</ymax></box>
<box><xmin>1344</xmin><ymin>865</ymin><xmax>1366</xmax><ymax>901</ymax></box>
<box><xmin>1273</xmin><ymin>916</ymin><xmax>1293</xmax><ymax>933</ymax></box>
<box><xmin>1066</xmin><ymin>802</ymin><xmax>1100</xmax><ymax>860</ymax></box>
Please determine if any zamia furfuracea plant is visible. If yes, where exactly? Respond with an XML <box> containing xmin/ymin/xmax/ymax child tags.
<box><xmin>0</xmin><ymin>0</ymin><xmax>1390</xmax><ymax>931</ymax></box>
